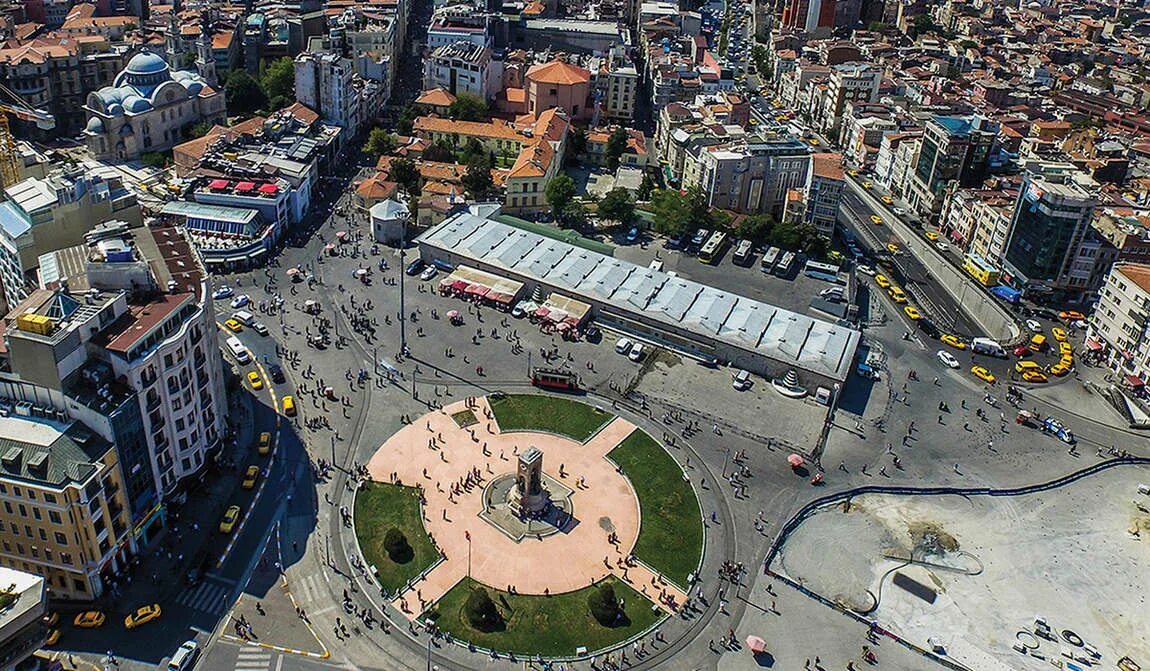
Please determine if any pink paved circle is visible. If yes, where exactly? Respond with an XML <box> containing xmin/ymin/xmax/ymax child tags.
<box><xmin>365</xmin><ymin>398</ymin><xmax>650</xmax><ymax>602</ymax></box>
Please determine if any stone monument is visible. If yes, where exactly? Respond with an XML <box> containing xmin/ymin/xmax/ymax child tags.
<box><xmin>508</xmin><ymin>447</ymin><xmax>552</xmax><ymax>518</ymax></box>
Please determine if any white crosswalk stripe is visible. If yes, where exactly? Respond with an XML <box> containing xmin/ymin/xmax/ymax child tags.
<box><xmin>294</xmin><ymin>573</ymin><xmax>325</xmax><ymax>603</ymax></box>
<box><xmin>235</xmin><ymin>647</ymin><xmax>273</xmax><ymax>670</ymax></box>
<box><xmin>174</xmin><ymin>580</ymin><xmax>230</xmax><ymax>613</ymax></box>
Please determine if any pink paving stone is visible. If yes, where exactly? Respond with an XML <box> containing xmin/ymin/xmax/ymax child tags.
<box><xmin>363</xmin><ymin>397</ymin><xmax>687</xmax><ymax>619</ymax></box>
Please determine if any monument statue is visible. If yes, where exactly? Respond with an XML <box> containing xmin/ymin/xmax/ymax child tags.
<box><xmin>508</xmin><ymin>447</ymin><xmax>552</xmax><ymax>518</ymax></box>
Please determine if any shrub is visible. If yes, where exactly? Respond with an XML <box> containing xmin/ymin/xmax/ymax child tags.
<box><xmin>383</xmin><ymin>527</ymin><xmax>413</xmax><ymax>563</ymax></box>
<box><xmin>587</xmin><ymin>583</ymin><xmax>621</xmax><ymax>626</ymax></box>
<box><xmin>464</xmin><ymin>588</ymin><xmax>502</xmax><ymax>631</ymax></box>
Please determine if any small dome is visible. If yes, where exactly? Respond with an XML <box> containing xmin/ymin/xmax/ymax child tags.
<box><xmin>85</xmin><ymin>117</ymin><xmax>105</xmax><ymax>133</ymax></box>
<box><xmin>186</xmin><ymin>81</ymin><xmax>203</xmax><ymax>95</ymax></box>
<box><xmin>122</xmin><ymin>95</ymin><xmax>152</xmax><ymax>113</ymax></box>
<box><xmin>125</xmin><ymin>51</ymin><xmax>170</xmax><ymax>76</ymax></box>
<box><xmin>108</xmin><ymin>103</ymin><xmax>124</xmax><ymax>116</ymax></box>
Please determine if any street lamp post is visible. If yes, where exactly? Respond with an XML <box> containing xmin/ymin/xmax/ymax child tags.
<box><xmin>399</xmin><ymin>212</ymin><xmax>409</xmax><ymax>353</ymax></box>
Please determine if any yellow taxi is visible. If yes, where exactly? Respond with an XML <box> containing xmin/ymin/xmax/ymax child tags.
<box><xmin>247</xmin><ymin>371</ymin><xmax>263</xmax><ymax>390</ymax></box>
<box><xmin>1022</xmin><ymin>370</ymin><xmax>1048</xmax><ymax>383</ymax></box>
<box><xmin>281</xmin><ymin>395</ymin><xmax>296</xmax><ymax>416</ymax></box>
<box><xmin>881</xmin><ymin>195</ymin><xmax>893</xmax><ymax>204</ymax></box>
<box><xmin>73</xmin><ymin>611</ymin><xmax>106</xmax><ymax>628</ymax></box>
<box><xmin>862</xmin><ymin>181</ymin><xmax>872</xmax><ymax>188</ymax></box>
<box><xmin>809</xmin><ymin>138</ymin><xmax>820</xmax><ymax>146</ymax></box>
<box><xmin>1059</xmin><ymin>341</ymin><xmax>1073</xmax><ymax>356</ymax></box>
<box><xmin>1048</xmin><ymin>362</ymin><xmax>1071</xmax><ymax>376</ymax></box>
<box><xmin>224</xmin><ymin>318</ymin><xmax>243</xmax><ymax>333</ymax></box>
<box><xmin>904</xmin><ymin>306</ymin><xmax>921</xmax><ymax>320</ymax></box>
<box><xmin>940</xmin><ymin>334</ymin><xmax>967</xmax><ymax>349</ymax></box>
<box><xmin>887</xmin><ymin>243</ymin><xmax>899</xmax><ymax>253</ymax></box>
<box><xmin>1052</xmin><ymin>327</ymin><xmax>1067</xmax><ymax>342</ymax></box>
<box><xmin>875</xmin><ymin>274</ymin><xmax>891</xmax><ymax>289</ymax></box>
<box><xmin>124</xmin><ymin>604</ymin><xmax>162</xmax><ymax>630</ymax></box>
<box><xmin>870</xmin><ymin>215</ymin><xmax>883</xmax><ymax>225</ymax></box>
<box><xmin>42</xmin><ymin>612</ymin><xmax>58</xmax><ymax>626</ymax></box>
<box><xmin>45</xmin><ymin>629</ymin><xmax>60</xmax><ymax>645</ymax></box>
<box><xmin>1059</xmin><ymin>354</ymin><xmax>1074</xmax><ymax>368</ymax></box>
<box><xmin>242</xmin><ymin>465</ymin><xmax>260</xmax><ymax>490</ymax></box>
<box><xmin>971</xmin><ymin>366</ymin><xmax>996</xmax><ymax>384</ymax></box>
<box><xmin>1059</xmin><ymin>310</ymin><xmax>1085</xmax><ymax>322</ymax></box>
<box><xmin>258</xmin><ymin>431</ymin><xmax>272</xmax><ymax>455</ymax></box>
<box><xmin>849</xmin><ymin>169</ymin><xmax>859</xmax><ymax>176</ymax></box>
<box><xmin>219</xmin><ymin>505</ymin><xmax>241</xmax><ymax>533</ymax></box>
<box><xmin>1015</xmin><ymin>360</ymin><xmax>1042</xmax><ymax>374</ymax></box>
<box><xmin>888</xmin><ymin>288</ymin><xmax>908</xmax><ymax>304</ymax></box>
<box><xmin>924</xmin><ymin>231</ymin><xmax>940</xmax><ymax>241</ymax></box>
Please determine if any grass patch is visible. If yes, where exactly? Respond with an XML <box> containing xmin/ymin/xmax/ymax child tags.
<box><xmin>354</xmin><ymin>483</ymin><xmax>440</xmax><ymax>594</ymax></box>
<box><xmin>488</xmin><ymin>394</ymin><xmax>612</xmax><ymax>443</ymax></box>
<box><xmin>427</xmin><ymin>576</ymin><xmax>660</xmax><ymax>656</ymax></box>
<box><xmin>451</xmin><ymin>409</ymin><xmax>478</xmax><ymax>428</ymax></box>
<box><xmin>608</xmin><ymin>430</ymin><xmax>703</xmax><ymax>586</ymax></box>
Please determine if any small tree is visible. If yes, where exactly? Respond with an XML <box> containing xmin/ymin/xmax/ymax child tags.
<box><xmin>383</xmin><ymin>528</ymin><xmax>413</xmax><ymax>562</ymax></box>
<box><xmin>397</xmin><ymin>103</ymin><xmax>419</xmax><ymax>135</ymax></box>
<box><xmin>604</xmin><ymin>127</ymin><xmax>629</xmax><ymax>170</ymax></box>
<box><xmin>587</xmin><ymin>583</ymin><xmax>621</xmax><ymax>626</ymax></box>
<box><xmin>449</xmin><ymin>92</ymin><xmax>487</xmax><ymax>121</ymax></box>
<box><xmin>464</xmin><ymin>588</ymin><xmax>502</xmax><ymax>632</ymax></box>
<box><xmin>261</xmin><ymin>57</ymin><xmax>295</xmax><ymax>111</ymax></box>
<box><xmin>597</xmin><ymin>188</ymin><xmax>635</xmax><ymax>226</ymax></box>
<box><xmin>637</xmin><ymin>172</ymin><xmax>655</xmax><ymax>201</ymax></box>
<box><xmin>545</xmin><ymin>174</ymin><xmax>577</xmax><ymax>218</ymax></box>
<box><xmin>224</xmin><ymin>70</ymin><xmax>267</xmax><ymax>117</ymax></box>
<box><xmin>462</xmin><ymin>154</ymin><xmax>494</xmax><ymax>198</ymax></box>
<box><xmin>141</xmin><ymin>152</ymin><xmax>168</xmax><ymax>169</ymax></box>
<box><xmin>566</xmin><ymin>126</ymin><xmax>588</xmax><ymax>165</ymax></box>
<box><xmin>390</xmin><ymin>157</ymin><xmax>422</xmax><ymax>196</ymax></box>
<box><xmin>560</xmin><ymin>201</ymin><xmax>588</xmax><ymax>229</ymax></box>
<box><xmin>364</xmin><ymin>128</ymin><xmax>398</xmax><ymax>158</ymax></box>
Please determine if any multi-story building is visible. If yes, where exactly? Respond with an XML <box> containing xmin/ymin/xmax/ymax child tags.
<box><xmin>1001</xmin><ymin>163</ymin><xmax>1108</xmax><ymax>302</ymax></box>
<box><xmin>905</xmin><ymin>115</ymin><xmax>999</xmax><ymax>220</ymax></box>
<box><xmin>819</xmin><ymin>62</ymin><xmax>881</xmax><ymax>140</ymax></box>
<box><xmin>780</xmin><ymin>0</ymin><xmax>835</xmax><ymax>32</ymax></box>
<box><xmin>805</xmin><ymin>153</ymin><xmax>845</xmax><ymax>237</ymax></box>
<box><xmin>873</xmin><ymin>131</ymin><xmax>919</xmax><ymax>192</ymax></box>
<box><xmin>689</xmin><ymin>133</ymin><xmax>811</xmax><ymax>218</ymax></box>
<box><xmin>1093</xmin><ymin>211</ymin><xmax>1150</xmax><ymax>266</ymax></box>
<box><xmin>0</xmin><ymin>567</ymin><xmax>47</xmax><ymax>664</ymax></box>
<box><xmin>1089</xmin><ymin>263</ymin><xmax>1150</xmax><ymax>385</ymax></box>
<box><xmin>594</xmin><ymin>44</ymin><xmax>638</xmax><ymax>124</ymax></box>
<box><xmin>0</xmin><ymin>167</ymin><xmax>141</xmax><ymax>314</ymax></box>
<box><xmin>939</xmin><ymin>187</ymin><xmax>1016</xmax><ymax>259</ymax></box>
<box><xmin>83</xmin><ymin>50</ymin><xmax>226</xmax><ymax>162</ymax></box>
<box><xmin>422</xmin><ymin>42</ymin><xmax>496</xmax><ymax>102</ymax></box>
<box><xmin>295</xmin><ymin>50</ymin><xmax>368</xmax><ymax>140</ymax></box>
<box><xmin>525</xmin><ymin>59</ymin><xmax>591</xmax><ymax>121</ymax></box>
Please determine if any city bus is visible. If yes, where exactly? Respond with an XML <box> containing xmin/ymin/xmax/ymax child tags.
<box><xmin>962</xmin><ymin>253</ymin><xmax>1001</xmax><ymax>287</ymax></box>
<box><xmin>803</xmin><ymin>259</ymin><xmax>842</xmax><ymax>284</ymax></box>
<box><xmin>732</xmin><ymin>239</ymin><xmax>755</xmax><ymax>266</ymax></box>
<box><xmin>760</xmin><ymin>246</ymin><xmax>780</xmax><ymax>274</ymax></box>
<box><xmin>698</xmin><ymin>231</ymin><xmax>729</xmax><ymax>264</ymax></box>
<box><xmin>774</xmin><ymin>251</ymin><xmax>795</xmax><ymax>277</ymax></box>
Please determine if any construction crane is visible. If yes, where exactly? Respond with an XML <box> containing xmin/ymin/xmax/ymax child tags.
<box><xmin>0</xmin><ymin>81</ymin><xmax>55</xmax><ymax>190</ymax></box>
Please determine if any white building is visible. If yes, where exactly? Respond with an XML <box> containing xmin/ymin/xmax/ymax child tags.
<box><xmin>1089</xmin><ymin>263</ymin><xmax>1150</xmax><ymax>385</ymax></box>
<box><xmin>806</xmin><ymin>153</ymin><xmax>845</xmax><ymax>237</ymax></box>
<box><xmin>295</xmin><ymin>51</ymin><xmax>364</xmax><ymax>140</ymax></box>
<box><xmin>422</xmin><ymin>42</ymin><xmax>497</xmax><ymax>101</ymax></box>
<box><xmin>819</xmin><ymin>62</ymin><xmax>881</xmax><ymax>139</ymax></box>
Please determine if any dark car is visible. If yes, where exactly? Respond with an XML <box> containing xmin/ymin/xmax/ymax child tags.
<box><xmin>405</xmin><ymin>258</ymin><xmax>426</xmax><ymax>276</ymax></box>
<box><xmin>666</xmin><ymin>233</ymin><xmax>688</xmax><ymax>249</ymax></box>
<box><xmin>268</xmin><ymin>364</ymin><xmax>285</xmax><ymax>384</ymax></box>
<box><xmin>917</xmin><ymin>318</ymin><xmax>940</xmax><ymax>339</ymax></box>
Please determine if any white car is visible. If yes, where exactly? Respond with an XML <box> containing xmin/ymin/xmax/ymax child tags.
<box><xmin>212</xmin><ymin>286</ymin><xmax>233</xmax><ymax>300</ymax></box>
<box><xmin>856</xmin><ymin>264</ymin><xmax>876</xmax><ymax>276</ymax></box>
<box><xmin>614</xmin><ymin>337</ymin><xmax>633</xmax><ymax>355</ymax></box>
<box><xmin>419</xmin><ymin>266</ymin><xmax>438</xmax><ymax>281</ymax></box>
<box><xmin>230</xmin><ymin>294</ymin><xmax>250</xmax><ymax>309</ymax></box>
<box><xmin>1025</xmin><ymin>319</ymin><xmax>1042</xmax><ymax>332</ymax></box>
<box><xmin>936</xmin><ymin>350</ymin><xmax>960</xmax><ymax>369</ymax></box>
<box><xmin>935</xmin><ymin>241</ymin><xmax>949</xmax><ymax>252</ymax></box>
<box><xmin>628</xmin><ymin>343</ymin><xmax>645</xmax><ymax>362</ymax></box>
<box><xmin>511</xmin><ymin>304</ymin><xmax>527</xmax><ymax>319</ymax></box>
<box><xmin>251</xmin><ymin>322</ymin><xmax>269</xmax><ymax>336</ymax></box>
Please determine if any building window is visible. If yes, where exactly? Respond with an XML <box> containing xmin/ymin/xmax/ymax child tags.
<box><xmin>54</xmin><ymin>532</ymin><xmax>66</xmax><ymax>545</ymax></box>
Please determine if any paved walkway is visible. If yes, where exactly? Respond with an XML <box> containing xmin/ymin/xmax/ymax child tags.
<box><xmin>363</xmin><ymin>397</ymin><xmax>687</xmax><ymax>620</ymax></box>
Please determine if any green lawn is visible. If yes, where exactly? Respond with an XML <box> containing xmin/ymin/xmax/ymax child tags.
<box><xmin>608</xmin><ymin>430</ymin><xmax>703</xmax><ymax>587</ymax></box>
<box><xmin>488</xmin><ymin>394</ymin><xmax>613</xmax><ymax>443</ymax></box>
<box><xmin>428</xmin><ymin>576</ymin><xmax>661</xmax><ymax>656</ymax></box>
<box><xmin>354</xmin><ymin>483</ymin><xmax>440</xmax><ymax>594</ymax></box>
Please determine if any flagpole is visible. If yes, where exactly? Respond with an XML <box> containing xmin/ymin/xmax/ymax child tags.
<box><xmin>466</xmin><ymin>530</ymin><xmax>472</xmax><ymax>577</ymax></box>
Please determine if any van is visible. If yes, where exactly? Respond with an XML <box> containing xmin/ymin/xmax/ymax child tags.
<box><xmin>628</xmin><ymin>343</ymin><xmax>645</xmax><ymax>362</ymax></box>
<box><xmin>168</xmin><ymin>640</ymin><xmax>199</xmax><ymax>670</ymax></box>
<box><xmin>971</xmin><ymin>337</ymin><xmax>1007</xmax><ymax>358</ymax></box>
<box><xmin>1015</xmin><ymin>360</ymin><xmax>1041</xmax><ymax>374</ymax></box>
<box><xmin>732</xmin><ymin>369</ymin><xmax>752</xmax><ymax>390</ymax></box>
<box><xmin>232</xmin><ymin>310</ymin><xmax>255</xmax><ymax>327</ymax></box>
<box><xmin>225</xmin><ymin>336</ymin><xmax>250</xmax><ymax>364</ymax></box>
<box><xmin>1029</xmin><ymin>333</ymin><xmax>1047</xmax><ymax>352</ymax></box>
<box><xmin>614</xmin><ymin>337</ymin><xmax>633</xmax><ymax>355</ymax></box>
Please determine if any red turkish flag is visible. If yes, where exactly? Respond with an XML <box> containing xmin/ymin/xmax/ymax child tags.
<box><xmin>465</xmin><ymin>530</ymin><xmax>471</xmax><ymax>541</ymax></box>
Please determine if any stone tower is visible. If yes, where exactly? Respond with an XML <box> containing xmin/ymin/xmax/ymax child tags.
<box><xmin>196</xmin><ymin>12</ymin><xmax>217</xmax><ymax>87</ymax></box>
<box><xmin>508</xmin><ymin>447</ymin><xmax>551</xmax><ymax>517</ymax></box>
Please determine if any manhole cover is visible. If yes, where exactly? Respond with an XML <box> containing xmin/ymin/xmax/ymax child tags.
<box><xmin>598</xmin><ymin>516</ymin><xmax>615</xmax><ymax>532</ymax></box>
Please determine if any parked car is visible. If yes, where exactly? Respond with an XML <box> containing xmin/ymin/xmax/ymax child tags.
<box><xmin>230</xmin><ymin>295</ymin><xmax>250</xmax><ymax>309</ymax></box>
<box><xmin>419</xmin><ymin>266</ymin><xmax>438</xmax><ymax>281</ymax></box>
<box><xmin>628</xmin><ymin>343</ymin><xmax>645</xmax><ymax>362</ymax></box>
<box><xmin>614</xmin><ymin>337</ymin><xmax>633</xmax><ymax>355</ymax></box>
<box><xmin>936</xmin><ymin>350</ymin><xmax>959</xmax><ymax>368</ymax></box>
<box><xmin>405</xmin><ymin>258</ymin><xmax>426</xmax><ymax>276</ymax></box>
<box><xmin>212</xmin><ymin>286</ymin><xmax>234</xmax><ymax>300</ymax></box>
<box><xmin>268</xmin><ymin>364</ymin><xmax>285</xmax><ymax>384</ymax></box>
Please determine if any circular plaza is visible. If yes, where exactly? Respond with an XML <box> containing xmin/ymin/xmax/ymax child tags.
<box><xmin>354</xmin><ymin>393</ymin><xmax>704</xmax><ymax>657</ymax></box>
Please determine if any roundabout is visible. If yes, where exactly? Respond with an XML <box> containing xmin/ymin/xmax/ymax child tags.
<box><xmin>357</xmin><ymin>393</ymin><xmax>705</xmax><ymax>657</ymax></box>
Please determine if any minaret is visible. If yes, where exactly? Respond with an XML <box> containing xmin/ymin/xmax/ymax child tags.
<box><xmin>196</xmin><ymin>12</ymin><xmax>217</xmax><ymax>87</ymax></box>
<box><xmin>165</xmin><ymin>8</ymin><xmax>180</xmax><ymax>65</ymax></box>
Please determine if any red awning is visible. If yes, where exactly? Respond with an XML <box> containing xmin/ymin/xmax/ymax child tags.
<box><xmin>451</xmin><ymin>279</ymin><xmax>470</xmax><ymax>292</ymax></box>
<box><xmin>1085</xmin><ymin>337</ymin><xmax>1103</xmax><ymax>351</ymax></box>
<box><xmin>235</xmin><ymin>181</ymin><xmax>256</xmax><ymax>192</ymax></box>
<box><xmin>208</xmin><ymin>179</ymin><xmax>229</xmax><ymax>190</ymax></box>
<box><xmin>465</xmin><ymin>285</ymin><xmax>489</xmax><ymax>297</ymax></box>
<box><xmin>258</xmin><ymin>183</ymin><xmax>279</xmax><ymax>195</ymax></box>
<box><xmin>1126</xmin><ymin>375</ymin><xmax>1145</xmax><ymax>387</ymax></box>
<box><xmin>487</xmin><ymin>291</ymin><xmax>515</xmax><ymax>304</ymax></box>
<box><xmin>533</xmin><ymin>307</ymin><xmax>550</xmax><ymax>319</ymax></box>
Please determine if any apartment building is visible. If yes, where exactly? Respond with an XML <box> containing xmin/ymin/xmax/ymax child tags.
<box><xmin>1089</xmin><ymin>263</ymin><xmax>1150</xmax><ymax>385</ymax></box>
<box><xmin>422</xmin><ymin>42</ymin><xmax>497</xmax><ymax>102</ymax></box>
<box><xmin>939</xmin><ymin>187</ymin><xmax>1016</xmax><ymax>262</ymax></box>
<box><xmin>689</xmin><ymin>134</ymin><xmax>811</xmax><ymax>218</ymax></box>
<box><xmin>819</xmin><ymin>62</ymin><xmax>881</xmax><ymax>140</ymax></box>
<box><xmin>594</xmin><ymin>44</ymin><xmax>638</xmax><ymax>124</ymax></box>
<box><xmin>905</xmin><ymin>115</ymin><xmax>998</xmax><ymax>220</ymax></box>
<box><xmin>873</xmin><ymin>131</ymin><xmax>919</xmax><ymax>193</ymax></box>
<box><xmin>295</xmin><ymin>50</ymin><xmax>374</xmax><ymax>140</ymax></box>
<box><xmin>0</xmin><ymin>567</ymin><xmax>47</xmax><ymax>665</ymax></box>
<box><xmin>806</xmin><ymin>153</ymin><xmax>845</xmax><ymax>237</ymax></box>
<box><xmin>0</xmin><ymin>167</ymin><xmax>141</xmax><ymax>315</ymax></box>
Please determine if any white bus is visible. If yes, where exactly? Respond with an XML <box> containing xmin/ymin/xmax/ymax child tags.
<box><xmin>732</xmin><ymin>239</ymin><xmax>755</xmax><ymax>266</ymax></box>
<box><xmin>225</xmin><ymin>336</ymin><xmax>251</xmax><ymax>364</ymax></box>
<box><xmin>803</xmin><ymin>259</ymin><xmax>842</xmax><ymax>283</ymax></box>
<box><xmin>698</xmin><ymin>231</ymin><xmax>729</xmax><ymax>264</ymax></box>
<box><xmin>774</xmin><ymin>251</ymin><xmax>795</xmax><ymax>277</ymax></box>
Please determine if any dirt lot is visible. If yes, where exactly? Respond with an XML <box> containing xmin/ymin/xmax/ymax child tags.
<box><xmin>773</xmin><ymin>464</ymin><xmax>1150</xmax><ymax>670</ymax></box>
